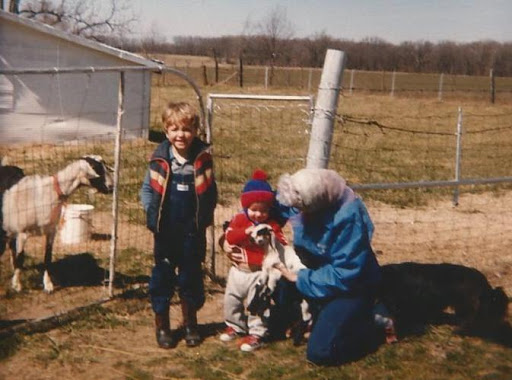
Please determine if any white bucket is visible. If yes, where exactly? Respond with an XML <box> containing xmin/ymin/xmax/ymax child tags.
<box><xmin>60</xmin><ymin>204</ymin><xmax>94</xmax><ymax>244</ymax></box>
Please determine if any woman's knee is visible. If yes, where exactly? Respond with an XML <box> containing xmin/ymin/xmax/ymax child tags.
<box><xmin>306</xmin><ymin>339</ymin><xmax>335</xmax><ymax>365</ymax></box>
<box><xmin>306</xmin><ymin>296</ymin><xmax>380</xmax><ymax>365</ymax></box>
<box><xmin>306</xmin><ymin>317</ymin><xmax>381</xmax><ymax>365</ymax></box>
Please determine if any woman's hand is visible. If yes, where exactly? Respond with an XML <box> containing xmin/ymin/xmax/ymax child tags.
<box><xmin>274</xmin><ymin>263</ymin><xmax>298</xmax><ymax>282</ymax></box>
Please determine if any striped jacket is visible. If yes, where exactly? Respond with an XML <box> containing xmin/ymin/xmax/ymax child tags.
<box><xmin>140</xmin><ymin>138</ymin><xmax>217</xmax><ymax>233</ymax></box>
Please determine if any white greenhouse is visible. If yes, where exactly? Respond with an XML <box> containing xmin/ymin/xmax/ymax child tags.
<box><xmin>0</xmin><ymin>10</ymin><xmax>160</xmax><ymax>144</ymax></box>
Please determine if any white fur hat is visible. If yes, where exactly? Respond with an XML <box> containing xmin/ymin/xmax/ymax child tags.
<box><xmin>276</xmin><ymin>168</ymin><xmax>353</xmax><ymax>212</ymax></box>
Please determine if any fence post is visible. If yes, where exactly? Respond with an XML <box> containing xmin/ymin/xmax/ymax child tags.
<box><xmin>202</xmin><ymin>64</ymin><xmax>208</xmax><ymax>86</ymax></box>
<box><xmin>205</xmin><ymin>94</ymin><xmax>216</xmax><ymax>278</ymax></box>
<box><xmin>205</xmin><ymin>95</ymin><xmax>213</xmax><ymax>144</ymax></box>
<box><xmin>307</xmin><ymin>68</ymin><xmax>313</xmax><ymax>92</ymax></box>
<box><xmin>265</xmin><ymin>66</ymin><xmax>269</xmax><ymax>89</ymax></box>
<box><xmin>490</xmin><ymin>69</ymin><xmax>495</xmax><ymax>104</ymax></box>
<box><xmin>213</xmin><ymin>48</ymin><xmax>219</xmax><ymax>83</ymax></box>
<box><xmin>239</xmin><ymin>55</ymin><xmax>243</xmax><ymax>88</ymax></box>
<box><xmin>108</xmin><ymin>71</ymin><xmax>125</xmax><ymax>298</ymax></box>
<box><xmin>306</xmin><ymin>49</ymin><xmax>346</xmax><ymax>169</ymax></box>
<box><xmin>349</xmin><ymin>69</ymin><xmax>355</xmax><ymax>95</ymax></box>
<box><xmin>438</xmin><ymin>73</ymin><xmax>444</xmax><ymax>101</ymax></box>
<box><xmin>453</xmin><ymin>106</ymin><xmax>463</xmax><ymax>206</ymax></box>
<box><xmin>390</xmin><ymin>70</ymin><xmax>396</xmax><ymax>97</ymax></box>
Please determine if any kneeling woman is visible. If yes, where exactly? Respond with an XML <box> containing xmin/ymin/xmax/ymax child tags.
<box><xmin>275</xmin><ymin>168</ymin><xmax>382</xmax><ymax>365</ymax></box>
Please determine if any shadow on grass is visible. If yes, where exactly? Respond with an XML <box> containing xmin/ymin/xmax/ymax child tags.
<box><xmin>167</xmin><ymin>321</ymin><xmax>226</xmax><ymax>347</ymax></box>
<box><xmin>0</xmin><ymin>254</ymin><xmax>150</xmax><ymax>343</ymax></box>
<box><xmin>39</xmin><ymin>252</ymin><xmax>149</xmax><ymax>288</ymax></box>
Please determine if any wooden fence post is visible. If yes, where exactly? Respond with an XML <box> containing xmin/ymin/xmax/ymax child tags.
<box><xmin>213</xmin><ymin>48</ymin><xmax>219</xmax><ymax>83</ymax></box>
<box><xmin>438</xmin><ymin>73</ymin><xmax>444</xmax><ymax>101</ymax></box>
<box><xmin>390</xmin><ymin>70</ymin><xmax>396</xmax><ymax>96</ymax></box>
<box><xmin>490</xmin><ymin>69</ymin><xmax>495</xmax><ymax>104</ymax></box>
<box><xmin>202</xmin><ymin>64</ymin><xmax>208</xmax><ymax>86</ymax></box>
<box><xmin>239</xmin><ymin>55</ymin><xmax>243</xmax><ymax>88</ymax></box>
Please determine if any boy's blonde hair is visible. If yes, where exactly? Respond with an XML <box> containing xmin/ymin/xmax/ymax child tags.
<box><xmin>161</xmin><ymin>102</ymin><xmax>200</xmax><ymax>132</ymax></box>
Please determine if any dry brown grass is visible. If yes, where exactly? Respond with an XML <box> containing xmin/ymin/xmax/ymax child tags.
<box><xmin>2</xmin><ymin>84</ymin><xmax>512</xmax><ymax>380</ymax></box>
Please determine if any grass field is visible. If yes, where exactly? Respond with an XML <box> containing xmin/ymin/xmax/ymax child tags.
<box><xmin>148</xmin><ymin>53</ymin><xmax>512</xmax><ymax>100</ymax></box>
<box><xmin>1</xmin><ymin>66</ymin><xmax>512</xmax><ymax>379</ymax></box>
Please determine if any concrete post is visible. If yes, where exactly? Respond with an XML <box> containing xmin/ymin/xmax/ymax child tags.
<box><xmin>306</xmin><ymin>49</ymin><xmax>347</xmax><ymax>169</ymax></box>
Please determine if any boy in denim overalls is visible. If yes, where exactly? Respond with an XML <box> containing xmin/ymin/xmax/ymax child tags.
<box><xmin>141</xmin><ymin>102</ymin><xmax>217</xmax><ymax>348</ymax></box>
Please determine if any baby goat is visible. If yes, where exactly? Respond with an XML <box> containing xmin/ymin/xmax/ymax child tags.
<box><xmin>1</xmin><ymin>155</ymin><xmax>113</xmax><ymax>293</ymax></box>
<box><xmin>248</xmin><ymin>224</ymin><xmax>312</xmax><ymax>344</ymax></box>
<box><xmin>249</xmin><ymin>223</ymin><xmax>306</xmax><ymax>292</ymax></box>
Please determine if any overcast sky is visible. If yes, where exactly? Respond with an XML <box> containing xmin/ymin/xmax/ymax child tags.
<box><xmin>130</xmin><ymin>0</ymin><xmax>511</xmax><ymax>44</ymax></box>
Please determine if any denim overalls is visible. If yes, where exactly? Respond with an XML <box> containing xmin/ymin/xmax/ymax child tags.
<box><xmin>149</xmin><ymin>160</ymin><xmax>206</xmax><ymax>314</ymax></box>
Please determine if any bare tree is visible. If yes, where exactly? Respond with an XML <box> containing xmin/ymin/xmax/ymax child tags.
<box><xmin>305</xmin><ymin>31</ymin><xmax>336</xmax><ymax>67</ymax></box>
<box><xmin>140</xmin><ymin>23</ymin><xmax>167</xmax><ymax>56</ymax></box>
<box><xmin>6</xmin><ymin>0</ymin><xmax>136</xmax><ymax>41</ymax></box>
<box><xmin>256</xmin><ymin>6</ymin><xmax>294</xmax><ymax>84</ymax></box>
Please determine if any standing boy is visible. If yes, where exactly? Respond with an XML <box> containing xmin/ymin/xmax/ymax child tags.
<box><xmin>140</xmin><ymin>102</ymin><xmax>217</xmax><ymax>348</ymax></box>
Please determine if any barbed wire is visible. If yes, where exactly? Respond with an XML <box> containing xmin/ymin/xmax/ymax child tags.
<box><xmin>337</xmin><ymin>114</ymin><xmax>456</xmax><ymax>136</ymax></box>
<box><xmin>461</xmin><ymin>111</ymin><xmax>512</xmax><ymax>118</ymax></box>
<box><xmin>464</xmin><ymin>124</ymin><xmax>512</xmax><ymax>134</ymax></box>
<box><xmin>336</xmin><ymin>114</ymin><xmax>512</xmax><ymax>136</ymax></box>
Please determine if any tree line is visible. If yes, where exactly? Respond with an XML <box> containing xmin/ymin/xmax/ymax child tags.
<box><xmin>120</xmin><ymin>35</ymin><xmax>512</xmax><ymax>77</ymax></box>
<box><xmin>4</xmin><ymin>1</ymin><xmax>511</xmax><ymax>77</ymax></box>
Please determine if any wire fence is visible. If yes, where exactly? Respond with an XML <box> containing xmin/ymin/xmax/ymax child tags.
<box><xmin>1</xmin><ymin>66</ymin><xmax>512</xmax><ymax>331</ymax></box>
<box><xmin>155</xmin><ymin>63</ymin><xmax>512</xmax><ymax>102</ymax></box>
<box><xmin>207</xmin><ymin>95</ymin><xmax>512</xmax><ymax>284</ymax></box>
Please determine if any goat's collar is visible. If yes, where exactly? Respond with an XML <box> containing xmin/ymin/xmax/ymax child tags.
<box><xmin>53</xmin><ymin>174</ymin><xmax>66</xmax><ymax>200</ymax></box>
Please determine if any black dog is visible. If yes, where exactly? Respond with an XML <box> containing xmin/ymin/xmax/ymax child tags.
<box><xmin>378</xmin><ymin>262</ymin><xmax>509</xmax><ymax>336</ymax></box>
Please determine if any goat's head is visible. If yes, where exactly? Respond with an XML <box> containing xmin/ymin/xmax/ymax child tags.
<box><xmin>250</xmin><ymin>224</ymin><xmax>273</xmax><ymax>247</ymax></box>
<box><xmin>80</xmin><ymin>155</ymin><xmax>114</xmax><ymax>194</ymax></box>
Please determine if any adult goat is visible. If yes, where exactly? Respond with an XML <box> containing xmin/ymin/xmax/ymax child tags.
<box><xmin>1</xmin><ymin>155</ymin><xmax>113</xmax><ymax>293</ymax></box>
<box><xmin>0</xmin><ymin>160</ymin><xmax>26</xmax><ymax>263</ymax></box>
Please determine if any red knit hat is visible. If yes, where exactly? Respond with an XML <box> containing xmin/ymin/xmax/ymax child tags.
<box><xmin>241</xmin><ymin>169</ymin><xmax>275</xmax><ymax>208</ymax></box>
